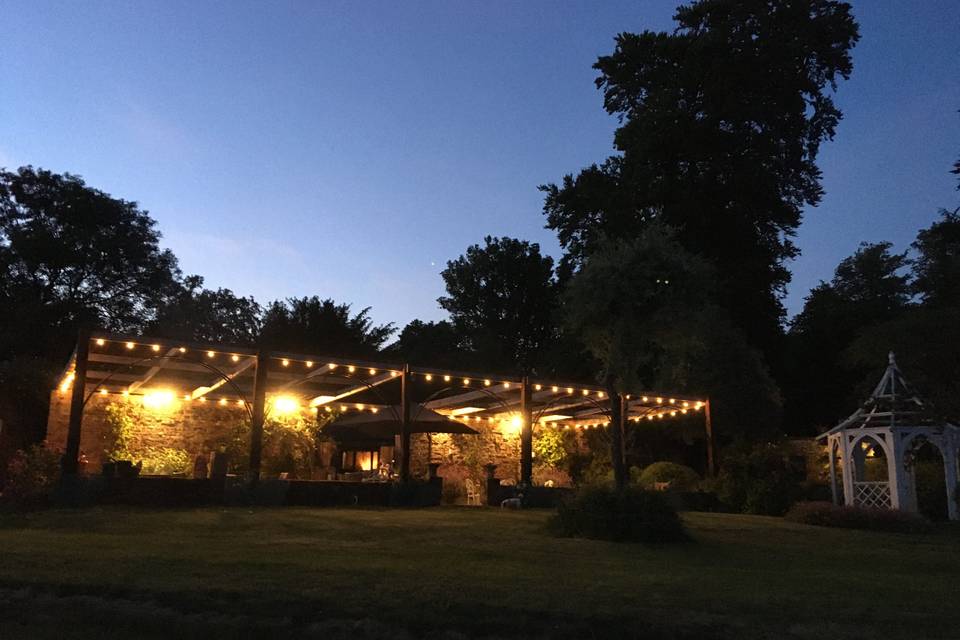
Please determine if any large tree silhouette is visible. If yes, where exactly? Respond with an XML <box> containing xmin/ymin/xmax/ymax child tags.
<box><xmin>542</xmin><ymin>0</ymin><xmax>860</xmax><ymax>361</ymax></box>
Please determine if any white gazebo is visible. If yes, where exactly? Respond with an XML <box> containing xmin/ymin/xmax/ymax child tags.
<box><xmin>820</xmin><ymin>352</ymin><xmax>959</xmax><ymax>521</ymax></box>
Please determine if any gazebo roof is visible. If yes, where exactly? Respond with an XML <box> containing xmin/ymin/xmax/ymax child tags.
<box><xmin>821</xmin><ymin>352</ymin><xmax>956</xmax><ymax>438</ymax></box>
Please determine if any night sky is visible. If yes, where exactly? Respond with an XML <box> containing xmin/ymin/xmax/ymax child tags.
<box><xmin>2</xmin><ymin>0</ymin><xmax>958</xmax><ymax>329</ymax></box>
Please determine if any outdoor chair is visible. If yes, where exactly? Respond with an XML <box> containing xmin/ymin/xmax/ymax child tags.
<box><xmin>464</xmin><ymin>478</ymin><xmax>481</xmax><ymax>506</ymax></box>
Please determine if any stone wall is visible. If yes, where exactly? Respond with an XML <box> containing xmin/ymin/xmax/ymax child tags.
<box><xmin>46</xmin><ymin>391</ymin><xmax>575</xmax><ymax>496</ymax></box>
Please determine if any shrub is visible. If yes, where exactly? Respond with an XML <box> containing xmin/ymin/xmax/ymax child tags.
<box><xmin>637</xmin><ymin>462</ymin><xmax>701</xmax><ymax>492</ymax></box>
<box><xmin>785</xmin><ymin>501</ymin><xmax>932</xmax><ymax>534</ymax></box>
<box><xmin>551</xmin><ymin>484</ymin><xmax>687</xmax><ymax>543</ymax></box>
<box><xmin>3</xmin><ymin>445</ymin><xmax>61</xmax><ymax>508</ymax></box>
<box><xmin>709</xmin><ymin>441</ymin><xmax>804</xmax><ymax>516</ymax></box>
<box><xmin>139</xmin><ymin>447</ymin><xmax>191</xmax><ymax>476</ymax></box>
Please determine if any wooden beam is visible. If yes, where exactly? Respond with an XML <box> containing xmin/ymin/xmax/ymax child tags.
<box><xmin>400</xmin><ymin>364</ymin><xmax>411</xmax><ymax>483</ymax></box>
<box><xmin>127</xmin><ymin>347</ymin><xmax>179</xmax><ymax>393</ymax></box>
<box><xmin>190</xmin><ymin>357</ymin><xmax>256</xmax><ymax>400</ymax></box>
<box><xmin>248</xmin><ymin>350</ymin><xmax>269</xmax><ymax>485</ymax></box>
<box><xmin>63</xmin><ymin>331</ymin><xmax>89</xmax><ymax>475</ymax></box>
<box><xmin>307</xmin><ymin>371</ymin><xmax>396</xmax><ymax>406</ymax></box>
<box><xmin>705</xmin><ymin>398</ymin><xmax>717</xmax><ymax>476</ymax></box>
<box><xmin>520</xmin><ymin>376</ymin><xmax>533</xmax><ymax>485</ymax></box>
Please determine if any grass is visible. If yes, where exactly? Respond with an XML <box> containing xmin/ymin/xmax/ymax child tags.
<box><xmin>0</xmin><ymin>507</ymin><xmax>957</xmax><ymax>639</ymax></box>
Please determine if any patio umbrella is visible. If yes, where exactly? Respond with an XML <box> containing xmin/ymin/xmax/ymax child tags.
<box><xmin>321</xmin><ymin>404</ymin><xmax>479</xmax><ymax>443</ymax></box>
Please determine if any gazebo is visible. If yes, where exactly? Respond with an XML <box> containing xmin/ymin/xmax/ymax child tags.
<box><xmin>820</xmin><ymin>352</ymin><xmax>959</xmax><ymax>521</ymax></box>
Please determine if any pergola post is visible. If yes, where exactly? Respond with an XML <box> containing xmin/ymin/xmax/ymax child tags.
<box><xmin>62</xmin><ymin>330</ymin><xmax>90</xmax><ymax>475</ymax></box>
<box><xmin>519</xmin><ymin>376</ymin><xmax>533</xmax><ymax>485</ymax></box>
<box><xmin>248</xmin><ymin>349</ymin><xmax>269</xmax><ymax>485</ymax></box>
<box><xmin>608</xmin><ymin>388</ymin><xmax>627</xmax><ymax>490</ymax></box>
<box><xmin>400</xmin><ymin>363</ymin><xmax>411</xmax><ymax>483</ymax></box>
<box><xmin>704</xmin><ymin>398</ymin><xmax>717</xmax><ymax>476</ymax></box>
<box><xmin>828</xmin><ymin>437</ymin><xmax>839</xmax><ymax>505</ymax></box>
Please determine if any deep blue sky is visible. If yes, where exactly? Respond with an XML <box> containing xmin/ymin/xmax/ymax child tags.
<box><xmin>2</xmin><ymin>1</ymin><xmax>958</xmax><ymax>330</ymax></box>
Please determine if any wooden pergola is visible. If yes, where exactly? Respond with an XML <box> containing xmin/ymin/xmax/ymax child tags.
<box><xmin>56</xmin><ymin>330</ymin><xmax>714</xmax><ymax>483</ymax></box>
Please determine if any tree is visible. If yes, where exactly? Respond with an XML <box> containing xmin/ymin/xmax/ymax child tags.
<box><xmin>259</xmin><ymin>297</ymin><xmax>395</xmax><ymax>358</ymax></box>
<box><xmin>542</xmin><ymin>0</ymin><xmax>860</xmax><ymax>360</ymax></box>
<box><xmin>564</xmin><ymin>224</ymin><xmax>716</xmax><ymax>488</ymax></box>
<box><xmin>0</xmin><ymin>166</ymin><xmax>182</xmax><ymax>454</ymax></box>
<box><xmin>149</xmin><ymin>275</ymin><xmax>262</xmax><ymax>346</ymax></box>
<box><xmin>784</xmin><ymin>242</ymin><xmax>912</xmax><ymax>433</ymax></box>
<box><xmin>0</xmin><ymin>166</ymin><xmax>181</xmax><ymax>360</ymax></box>
<box><xmin>911</xmin><ymin>208</ymin><xmax>960</xmax><ymax>307</ymax></box>
<box><xmin>439</xmin><ymin>237</ymin><xmax>558</xmax><ymax>374</ymax></box>
<box><xmin>388</xmin><ymin>319</ymin><xmax>466</xmax><ymax>369</ymax></box>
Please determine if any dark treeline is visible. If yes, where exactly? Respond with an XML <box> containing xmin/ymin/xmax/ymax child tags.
<box><xmin>1</xmin><ymin>0</ymin><xmax>957</xmax><ymax>482</ymax></box>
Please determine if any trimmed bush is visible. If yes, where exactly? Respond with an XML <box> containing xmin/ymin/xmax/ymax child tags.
<box><xmin>637</xmin><ymin>462</ymin><xmax>701</xmax><ymax>492</ymax></box>
<box><xmin>3</xmin><ymin>445</ymin><xmax>61</xmax><ymax>508</ymax></box>
<box><xmin>551</xmin><ymin>484</ymin><xmax>687</xmax><ymax>543</ymax></box>
<box><xmin>785</xmin><ymin>501</ymin><xmax>932</xmax><ymax>534</ymax></box>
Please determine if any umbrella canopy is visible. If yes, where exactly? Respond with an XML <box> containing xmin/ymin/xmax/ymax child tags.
<box><xmin>321</xmin><ymin>404</ymin><xmax>478</xmax><ymax>444</ymax></box>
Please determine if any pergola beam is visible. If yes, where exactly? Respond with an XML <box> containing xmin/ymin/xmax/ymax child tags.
<box><xmin>190</xmin><ymin>357</ymin><xmax>256</xmax><ymax>400</ymax></box>
<box><xmin>308</xmin><ymin>371</ymin><xmax>396</xmax><ymax>406</ymax></box>
<box><xmin>127</xmin><ymin>347</ymin><xmax>180</xmax><ymax>393</ymax></box>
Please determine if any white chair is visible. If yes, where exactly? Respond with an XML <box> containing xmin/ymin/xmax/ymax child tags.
<box><xmin>464</xmin><ymin>478</ymin><xmax>481</xmax><ymax>506</ymax></box>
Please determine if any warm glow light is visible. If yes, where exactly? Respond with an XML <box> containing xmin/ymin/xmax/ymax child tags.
<box><xmin>310</xmin><ymin>395</ymin><xmax>336</xmax><ymax>407</ymax></box>
<box><xmin>598</xmin><ymin>391</ymin><xmax>605</xmax><ymax>398</ymax></box>
<box><xmin>126</xmin><ymin>342</ymin><xmax>135</xmax><ymax>350</ymax></box>
<box><xmin>582</xmin><ymin>389</ymin><xmax>589</xmax><ymax>396</ymax></box>
<box><xmin>534</xmin><ymin>384</ymin><xmax>542</xmax><ymax>391</ymax></box>
<box><xmin>348</xmin><ymin>365</ymin><xmax>356</xmax><ymax>373</ymax></box>
<box><xmin>306</xmin><ymin>360</ymin><xmax>314</xmax><ymax>368</ymax></box>
<box><xmin>207</xmin><ymin>350</ymin><xmax>215</xmax><ymax>358</ymax></box>
<box><xmin>151</xmin><ymin>344</ymin><xmax>160</xmax><ymax>352</ymax></box>
<box><xmin>449</xmin><ymin>407</ymin><xmax>484</xmax><ymax>416</ymax></box>
<box><xmin>642</xmin><ymin>396</ymin><xmax>648</xmax><ymax>402</ymax></box>
<box><xmin>682</xmin><ymin>401</ymin><xmax>689</xmax><ymax>408</ymax></box>
<box><xmin>669</xmin><ymin>398</ymin><xmax>675</xmax><ymax>404</ymax></box>
<box><xmin>425</xmin><ymin>374</ymin><xmax>433</xmax><ymax>381</ymax></box>
<box><xmin>370</xmin><ymin>368</ymin><xmax>377</xmax><ymax>375</ymax></box>
<box><xmin>484</xmin><ymin>379</ymin><xmax>491</xmax><ymax>386</ymax></box>
<box><xmin>329</xmin><ymin>363</ymin><xmax>337</xmax><ymax>370</ymax></box>
<box><xmin>143</xmin><ymin>390</ymin><xmax>176</xmax><ymax>410</ymax></box>
<box><xmin>503</xmin><ymin>382</ymin><xmax>510</xmax><ymax>389</ymax></box>
<box><xmin>218</xmin><ymin>398</ymin><xmax>228</xmax><ymax>406</ymax></box>
<box><xmin>539</xmin><ymin>414</ymin><xmax>572</xmax><ymax>422</ymax></box>
<box><xmin>237</xmin><ymin>399</ymin><xmax>244</xmax><ymax>407</ymax></box>
<box><xmin>183</xmin><ymin>394</ymin><xmax>191</xmax><ymax>401</ymax></box>
<box><xmin>122</xmin><ymin>389</ymin><xmax>130</xmax><ymax>397</ymax></box>
<box><xmin>282</xmin><ymin>359</ymin><xmax>290</xmax><ymax>367</ymax></box>
<box><xmin>99</xmin><ymin>388</ymin><xmax>107</xmax><ymax>395</ymax></box>
<box><xmin>356</xmin><ymin>403</ymin><xmax>365</xmax><ymax>411</ymax></box>
<box><xmin>178</xmin><ymin>347</ymin><xmax>186</xmax><ymax>353</ymax></box>
<box><xmin>371</xmin><ymin>407</ymin><xmax>379</xmax><ymax>414</ymax></box>
<box><xmin>231</xmin><ymin>354</ymin><xmax>239</xmax><ymax>362</ymax></box>
<box><xmin>199</xmin><ymin>396</ymin><xmax>207</xmax><ymax>403</ymax></box>
<box><xmin>567</xmin><ymin>387</ymin><xmax>574</xmax><ymax>395</ymax></box>
<box><xmin>443</xmin><ymin>375</ymin><xmax>451</xmax><ymax>382</ymax></box>
<box><xmin>392</xmin><ymin>371</ymin><xmax>400</xmax><ymax>377</ymax></box>
<box><xmin>552</xmin><ymin>386</ymin><xmax>559</xmax><ymax>393</ymax></box>
<box><xmin>463</xmin><ymin>378</ymin><xmax>470</xmax><ymax>385</ymax></box>
<box><xmin>95</xmin><ymin>338</ymin><xmax>105</xmax><ymax>346</ymax></box>
<box><xmin>681</xmin><ymin>408</ymin><xmax>688</xmax><ymax>414</ymax></box>
<box><xmin>273</xmin><ymin>396</ymin><xmax>299</xmax><ymax>414</ymax></box>
<box><xmin>656</xmin><ymin>397</ymin><xmax>663</xmax><ymax>403</ymax></box>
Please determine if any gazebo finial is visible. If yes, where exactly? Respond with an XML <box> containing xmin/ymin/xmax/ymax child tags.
<box><xmin>888</xmin><ymin>350</ymin><xmax>896</xmax><ymax>366</ymax></box>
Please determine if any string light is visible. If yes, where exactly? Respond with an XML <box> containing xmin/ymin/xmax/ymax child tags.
<box><xmin>207</xmin><ymin>351</ymin><xmax>215</xmax><ymax>358</ymax></box>
<box><xmin>126</xmin><ymin>342</ymin><xmax>135</xmax><ymax>350</ymax></box>
<box><xmin>329</xmin><ymin>363</ymin><xmax>337</xmax><ymax>370</ymax></box>
<box><xmin>444</xmin><ymin>375</ymin><xmax>451</xmax><ymax>382</ymax></box>
<box><xmin>463</xmin><ymin>378</ymin><xmax>470</xmax><ymax>385</ymax></box>
<box><xmin>567</xmin><ymin>387</ymin><xmax>573</xmax><ymax>395</ymax></box>
<box><xmin>306</xmin><ymin>361</ymin><xmax>314</xmax><ymax>368</ymax></box>
<box><xmin>582</xmin><ymin>389</ymin><xmax>589</xmax><ymax>396</ymax></box>
<box><xmin>183</xmin><ymin>394</ymin><xmax>191</xmax><ymax>401</ymax></box>
<box><xmin>503</xmin><ymin>382</ymin><xmax>510</xmax><ymax>389</ymax></box>
<box><xmin>369</xmin><ymin>368</ymin><xmax>377</xmax><ymax>375</ymax></box>
<box><xmin>231</xmin><ymin>354</ymin><xmax>239</xmax><ymax>362</ymax></box>
<box><xmin>99</xmin><ymin>388</ymin><xmax>107</xmax><ymax>395</ymax></box>
<box><xmin>371</xmin><ymin>407</ymin><xmax>379</xmax><ymax>414</ymax></box>
<box><xmin>392</xmin><ymin>371</ymin><xmax>400</xmax><ymax>377</ymax></box>
<box><xmin>237</xmin><ymin>399</ymin><xmax>244</xmax><ymax>407</ymax></box>
<box><xmin>218</xmin><ymin>398</ymin><xmax>228</xmax><ymax>406</ymax></box>
<box><xmin>178</xmin><ymin>347</ymin><xmax>186</xmax><ymax>353</ymax></box>
<box><xmin>199</xmin><ymin>397</ymin><xmax>207</xmax><ymax>403</ymax></box>
<box><xmin>282</xmin><ymin>359</ymin><xmax>290</xmax><ymax>367</ymax></box>
<box><xmin>534</xmin><ymin>384</ymin><xmax>542</xmax><ymax>391</ymax></box>
<box><xmin>95</xmin><ymin>338</ymin><xmax>105</xmax><ymax>346</ymax></box>
<box><xmin>656</xmin><ymin>397</ymin><xmax>663</xmax><ymax>403</ymax></box>
<box><xmin>348</xmin><ymin>365</ymin><xmax>356</xmax><ymax>373</ymax></box>
<box><xmin>552</xmin><ymin>386</ymin><xmax>559</xmax><ymax>393</ymax></box>
<box><xmin>151</xmin><ymin>344</ymin><xmax>160</xmax><ymax>352</ymax></box>
<box><xmin>598</xmin><ymin>391</ymin><xmax>605</xmax><ymax>398</ymax></box>
<box><xmin>642</xmin><ymin>396</ymin><xmax>648</xmax><ymax>402</ymax></box>
<box><xmin>484</xmin><ymin>379</ymin><xmax>491</xmax><ymax>386</ymax></box>
<box><xmin>669</xmin><ymin>398</ymin><xmax>676</xmax><ymax>404</ymax></box>
<box><xmin>425</xmin><ymin>374</ymin><xmax>433</xmax><ymax>381</ymax></box>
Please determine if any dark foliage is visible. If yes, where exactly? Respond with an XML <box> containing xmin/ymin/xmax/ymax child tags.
<box><xmin>784</xmin><ymin>242</ymin><xmax>912</xmax><ymax>433</ymax></box>
<box><xmin>543</xmin><ymin>0</ymin><xmax>860</xmax><ymax>360</ymax></box>
<box><xmin>785</xmin><ymin>501</ymin><xmax>932</xmax><ymax>533</ymax></box>
<box><xmin>2</xmin><ymin>445</ymin><xmax>61</xmax><ymax>509</ymax></box>
<box><xmin>388</xmin><ymin>319</ymin><xmax>467</xmax><ymax>369</ymax></box>
<box><xmin>551</xmin><ymin>484</ymin><xmax>688</xmax><ymax>543</ymax></box>
<box><xmin>439</xmin><ymin>236</ymin><xmax>558</xmax><ymax>374</ymax></box>
<box><xmin>708</xmin><ymin>441</ymin><xmax>805</xmax><ymax>516</ymax></box>
<box><xmin>259</xmin><ymin>297</ymin><xmax>395</xmax><ymax>358</ymax></box>
<box><xmin>149</xmin><ymin>275</ymin><xmax>262</xmax><ymax>345</ymax></box>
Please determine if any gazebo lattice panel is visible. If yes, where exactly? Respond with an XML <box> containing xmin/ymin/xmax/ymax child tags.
<box><xmin>853</xmin><ymin>482</ymin><xmax>891</xmax><ymax>510</ymax></box>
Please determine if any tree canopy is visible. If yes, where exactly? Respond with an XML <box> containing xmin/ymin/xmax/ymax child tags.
<box><xmin>149</xmin><ymin>275</ymin><xmax>263</xmax><ymax>346</ymax></box>
<box><xmin>259</xmin><ymin>297</ymin><xmax>395</xmax><ymax>358</ymax></box>
<box><xmin>0</xmin><ymin>166</ymin><xmax>181</xmax><ymax>360</ymax></box>
<box><xmin>439</xmin><ymin>236</ymin><xmax>558</xmax><ymax>374</ymax></box>
<box><xmin>542</xmin><ymin>0</ymin><xmax>860</xmax><ymax>358</ymax></box>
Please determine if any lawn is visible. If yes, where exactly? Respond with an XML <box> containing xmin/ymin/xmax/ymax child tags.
<box><xmin>0</xmin><ymin>507</ymin><xmax>957</xmax><ymax>639</ymax></box>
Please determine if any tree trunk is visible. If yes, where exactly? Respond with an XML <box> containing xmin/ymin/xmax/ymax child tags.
<box><xmin>606</xmin><ymin>377</ymin><xmax>627</xmax><ymax>491</ymax></box>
